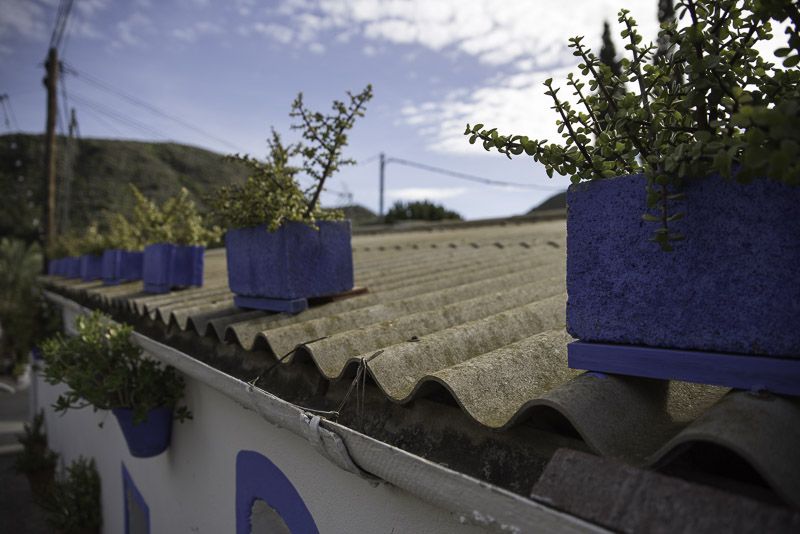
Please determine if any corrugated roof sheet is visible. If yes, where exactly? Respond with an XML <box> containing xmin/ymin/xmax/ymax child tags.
<box><xmin>44</xmin><ymin>218</ymin><xmax>800</xmax><ymax>511</ymax></box>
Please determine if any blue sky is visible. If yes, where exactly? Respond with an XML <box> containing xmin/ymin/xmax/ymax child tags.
<box><xmin>1</xmin><ymin>0</ymin><xmax>663</xmax><ymax>219</ymax></box>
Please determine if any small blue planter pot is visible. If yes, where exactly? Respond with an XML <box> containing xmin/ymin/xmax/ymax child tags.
<box><xmin>102</xmin><ymin>250</ymin><xmax>145</xmax><ymax>285</ymax></box>
<box><xmin>112</xmin><ymin>406</ymin><xmax>174</xmax><ymax>458</ymax></box>
<box><xmin>225</xmin><ymin>220</ymin><xmax>354</xmax><ymax>313</ymax></box>
<box><xmin>567</xmin><ymin>173</ymin><xmax>800</xmax><ymax>357</ymax></box>
<box><xmin>143</xmin><ymin>243</ymin><xmax>204</xmax><ymax>294</ymax></box>
<box><xmin>79</xmin><ymin>254</ymin><xmax>104</xmax><ymax>281</ymax></box>
<box><xmin>64</xmin><ymin>256</ymin><xmax>82</xmax><ymax>278</ymax></box>
<box><xmin>47</xmin><ymin>259</ymin><xmax>58</xmax><ymax>276</ymax></box>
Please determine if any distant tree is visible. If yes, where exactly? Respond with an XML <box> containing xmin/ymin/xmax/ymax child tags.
<box><xmin>655</xmin><ymin>0</ymin><xmax>682</xmax><ymax>82</ymax></box>
<box><xmin>597</xmin><ymin>20</ymin><xmax>623</xmax><ymax>130</ymax></box>
<box><xmin>599</xmin><ymin>21</ymin><xmax>622</xmax><ymax>77</ymax></box>
<box><xmin>384</xmin><ymin>201</ymin><xmax>463</xmax><ymax>223</ymax></box>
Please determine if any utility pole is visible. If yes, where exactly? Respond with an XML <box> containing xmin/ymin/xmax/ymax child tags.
<box><xmin>43</xmin><ymin>47</ymin><xmax>59</xmax><ymax>254</ymax></box>
<box><xmin>379</xmin><ymin>152</ymin><xmax>385</xmax><ymax>218</ymax></box>
<box><xmin>60</xmin><ymin>107</ymin><xmax>77</xmax><ymax>233</ymax></box>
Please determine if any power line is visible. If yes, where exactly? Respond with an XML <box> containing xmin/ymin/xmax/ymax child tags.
<box><xmin>69</xmin><ymin>92</ymin><xmax>170</xmax><ymax>139</ymax></box>
<box><xmin>49</xmin><ymin>0</ymin><xmax>74</xmax><ymax>51</ymax></box>
<box><xmin>385</xmin><ymin>156</ymin><xmax>564</xmax><ymax>191</ymax></box>
<box><xmin>62</xmin><ymin>62</ymin><xmax>244</xmax><ymax>152</ymax></box>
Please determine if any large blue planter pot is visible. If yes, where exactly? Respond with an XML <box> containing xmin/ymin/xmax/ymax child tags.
<box><xmin>79</xmin><ymin>254</ymin><xmax>103</xmax><ymax>281</ymax></box>
<box><xmin>143</xmin><ymin>243</ymin><xmax>204</xmax><ymax>294</ymax></box>
<box><xmin>63</xmin><ymin>257</ymin><xmax>81</xmax><ymax>278</ymax></box>
<box><xmin>567</xmin><ymin>173</ymin><xmax>800</xmax><ymax>357</ymax></box>
<box><xmin>225</xmin><ymin>220</ymin><xmax>354</xmax><ymax>312</ymax></box>
<box><xmin>112</xmin><ymin>406</ymin><xmax>173</xmax><ymax>458</ymax></box>
<box><xmin>102</xmin><ymin>250</ymin><xmax>145</xmax><ymax>285</ymax></box>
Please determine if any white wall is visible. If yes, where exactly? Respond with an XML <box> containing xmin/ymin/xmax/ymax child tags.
<box><xmin>35</xmin><ymin>368</ymin><xmax>489</xmax><ymax>534</ymax></box>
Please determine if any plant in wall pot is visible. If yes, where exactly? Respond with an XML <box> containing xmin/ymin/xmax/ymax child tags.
<box><xmin>210</xmin><ymin>84</ymin><xmax>373</xmax><ymax>313</ymax></box>
<box><xmin>42</xmin><ymin>312</ymin><xmax>192</xmax><ymax>457</ymax></box>
<box><xmin>42</xmin><ymin>456</ymin><xmax>102</xmax><ymax>534</ymax></box>
<box><xmin>134</xmin><ymin>185</ymin><xmax>221</xmax><ymax>294</ymax></box>
<box><xmin>101</xmin><ymin>213</ymin><xmax>145</xmax><ymax>286</ymax></box>
<box><xmin>465</xmin><ymin>1</ymin><xmax>800</xmax><ymax>390</ymax></box>
<box><xmin>14</xmin><ymin>410</ymin><xmax>59</xmax><ymax>500</ymax></box>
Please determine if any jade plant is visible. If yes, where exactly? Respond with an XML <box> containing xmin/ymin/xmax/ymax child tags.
<box><xmin>130</xmin><ymin>185</ymin><xmax>221</xmax><ymax>246</ymax></box>
<box><xmin>42</xmin><ymin>311</ymin><xmax>191</xmax><ymax>424</ymax></box>
<box><xmin>210</xmin><ymin>85</ymin><xmax>373</xmax><ymax>231</ymax></box>
<box><xmin>42</xmin><ymin>456</ymin><xmax>101</xmax><ymax>534</ymax></box>
<box><xmin>465</xmin><ymin>0</ymin><xmax>799</xmax><ymax>250</ymax></box>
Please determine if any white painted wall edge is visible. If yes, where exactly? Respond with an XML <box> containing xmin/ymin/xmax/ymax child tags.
<box><xmin>43</xmin><ymin>290</ymin><xmax>607</xmax><ymax>534</ymax></box>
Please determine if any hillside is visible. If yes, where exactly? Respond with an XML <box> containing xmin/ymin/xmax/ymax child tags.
<box><xmin>0</xmin><ymin>134</ymin><xmax>248</xmax><ymax>241</ymax></box>
<box><xmin>527</xmin><ymin>191</ymin><xmax>566</xmax><ymax>214</ymax></box>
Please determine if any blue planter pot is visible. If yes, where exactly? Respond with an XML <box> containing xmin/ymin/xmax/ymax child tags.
<box><xmin>64</xmin><ymin>256</ymin><xmax>82</xmax><ymax>279</ymax></box>
<box><xmin>79</xmin><ymin>254</ymin><xmax>103</xmax><ymax>281</ymax></box>
<box><xmin>566</xmin><ymin>173</ymin><xmax>800</xmax><ymax>357</ymax></box>
<box><xmin>143</xmin><ymin>243</ymin><xmax>204</xmax><ymax>294</ymax></box>
<box><xmin>102</xmin><ymin>250</ymin><xmax>144</xmax><ymax>285</ymax></box>
<box><xmin>47</xmin><ymin>259</ymin><xmax>58</xmax><ymax>275</ymax></box>
<box><xmin>225</xmin><ymin>220</ymin><xmax>354</xmax><ymax>312</ymax></box>
<box><xmin>112</xmin><ymin>406</ymin><xmax>174</xmax><ymax>458</ymax></box>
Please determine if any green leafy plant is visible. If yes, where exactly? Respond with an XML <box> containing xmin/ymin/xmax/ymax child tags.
<box><xmin>384</xmin><ymin>201</ymin><xmax>463</xmax><ymax>223</ymax></box>
<box><xmin>14</xmin><ymin>410</ymin><xmax>59</xmax><ymax>496</ymax></box>
<box><xmin>211</xmin><ymin>85</ymin><xmax>373</xmax><ymax>232</ymax></box>
<box><xmin>43</xmin><ymin>456</ymin><xmax>101</xmax><ymax>534</ymax></box>
<box><xmin>42</xmin><ymin>311</ymin><xmax>191</xmax><ymax>424</ymax></box>
<box><xmin>465</xmin><ymin>0</ymin><xmax>799</xmax><ymax>250</ymax></box>
<box><xmin>103</xmin><ymin>212</ymin><xmax>143</xmax><ymax>251</ymax></box>
<box><xmin>76</xmin><ymin>223</ymin><xmax>107</xmax><ymax>256</ymax></box>
<box><xmin>130</xmin><ymin>185</ymin><xmax>221</xmax><ymax>246</ymax></box>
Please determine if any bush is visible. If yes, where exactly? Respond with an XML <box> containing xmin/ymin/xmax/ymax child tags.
<box><xmin>14</xmin><ymin>411</ymin><xmax>58</xmax><ymax>478</ymax></box>
<box><xmin>384</xmin><ymin>201</ymin><xmax>463</xmax><ymax>223</ymax></box>
<box><xmin>42</xmin><ymin>311</ymin><xmax>191</xmax><ymax>424</ymax></box>
<box><xmin>130</xmin><ymin>185</ymin><xmax>221</xmax><ymax>247</ymax></box>
<box><xmin>43</xmin><ymin>456</ymin><xmax>101</xmax><ymax>534</ymax></box>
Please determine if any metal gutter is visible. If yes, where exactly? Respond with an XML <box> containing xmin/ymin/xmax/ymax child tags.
<box><xmin>44</xmin><ymin>290</ymin><xmax>605</xmax><ymax>533</ymax></box>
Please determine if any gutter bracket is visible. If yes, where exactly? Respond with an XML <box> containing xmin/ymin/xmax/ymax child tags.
<box><xmin>302</xmin><ymin>413</ymin><xmax>376</xmax><ymax>482</ymax></box>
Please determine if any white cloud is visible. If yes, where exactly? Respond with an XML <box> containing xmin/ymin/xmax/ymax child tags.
<box><xmin>251</xmin><ymin>22</ymin><xmax>294</xmax><ymax>44</ymax></box>
<box><xmin>387</xmin><ymin>187</ymin><xmax>467</xmax><ymax>201</ymax></box>
<box><xmin>172</xmin><ymin>21</ymin><xmax>223</xmax><ymax>42</ymax></box>
<box><xmin>115</xmin><ymin>13</ymin><xmax>152</xmax><ymax>47</ymax></box>
<box><xmin>0</xmin><ymin>0</ymin><xmax>49</xmax><ymax>41</ymax></box>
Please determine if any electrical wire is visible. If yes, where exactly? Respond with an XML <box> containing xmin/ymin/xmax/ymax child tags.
<box><xmin>62</xmin><ymin>62</ymin><xmax>244</xmax><ymax>152</ymax></box>
<box><xmin>49</xmin><ymin>0</ymin><xmax>74</xmax><ymax>51</ymax></box>
<box><xmin>69</xmin><ymin>93</ymin><xmax>170</xmax><ymax>139</ymax></box>
<box><xmin>386</xmin><ymin>156</ymin><xmax>564</xmax><ymax>191</ymax></box>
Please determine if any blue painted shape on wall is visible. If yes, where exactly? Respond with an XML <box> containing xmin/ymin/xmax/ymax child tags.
<box><xmin>235</xmin><ymin>450</ymin><xmax>319</xmax><ymax>534</ymax></box>
<box><xmin>569</xmin><ymin>341</ymin><xmax>800</xmax><ymax>395</ymax></box>
<box><xmin>122</xmin><ymin>463</ymin><xmax>150</xmax><ymax>534</ymax></box>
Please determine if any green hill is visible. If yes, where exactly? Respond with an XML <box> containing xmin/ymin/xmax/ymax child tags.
<box><xmin>527</xmin><ymin>191</ymin><xmax>566</xmax><ymax>214</ymax></box>
<box><xmin>0</xmin><ymin>134</ymin><xmax>248</xmax><ymax>241</ymax></box>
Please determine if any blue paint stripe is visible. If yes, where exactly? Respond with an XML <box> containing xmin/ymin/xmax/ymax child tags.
<box><xmin>568</xmin><ymin>341</ymin><xmax>800</xmax><ymax>395</ymax></box>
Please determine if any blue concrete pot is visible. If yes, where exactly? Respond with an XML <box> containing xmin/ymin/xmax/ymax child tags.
<box><xmin>63</xmin><ymin>257</ymin><xmax>81</xmax><ymax>278</ymax></box>
<box><xmin>102</xmin><ymin>250</ymin><xmax>145</xmax><ymax>285</ymax></box>
<box><xmin>566</xmin><ymin>173</ymin><xmax>800</xmax><ymax>357</ymax></box>
<box><xmin>143</xmin><ymin>243</ymin><xmax>204</xmax><ymax>294</ymax></box>
<box><xmin>112</xmin><ymin>406</ymin><xmax>173</xmax><ymax>458</ymax></box>
<box><xmin>225</xmin><ymin>220</ymin><xmax>354</xmax><ymax>304</ymax></box>
<box><xmin>79</xmin><ymin>254</ymin><xmax>103</xmax><ymax>281</ymax></box>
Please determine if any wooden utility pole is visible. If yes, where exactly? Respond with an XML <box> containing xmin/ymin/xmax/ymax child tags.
<box><xmin>379</xmin><ymin>152</ymin><xmax>385</xmax><ymax>218</ymax></box>
<box><xmin>43</xmin><ymin>46</ymin><xmax>58</xmax><ymax>254</ymax></box>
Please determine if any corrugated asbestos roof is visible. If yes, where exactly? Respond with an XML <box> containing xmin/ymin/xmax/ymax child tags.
<box><xmin>44</xmin><ymin>218</ymin><xmax>800</xmax><ymax>513</ymax></box>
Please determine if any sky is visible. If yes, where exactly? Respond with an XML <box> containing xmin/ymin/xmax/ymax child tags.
<box><xmin>0</xmin><ymin>0</ymin><xmax>666</xmax><ymax>219</ymax></box>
